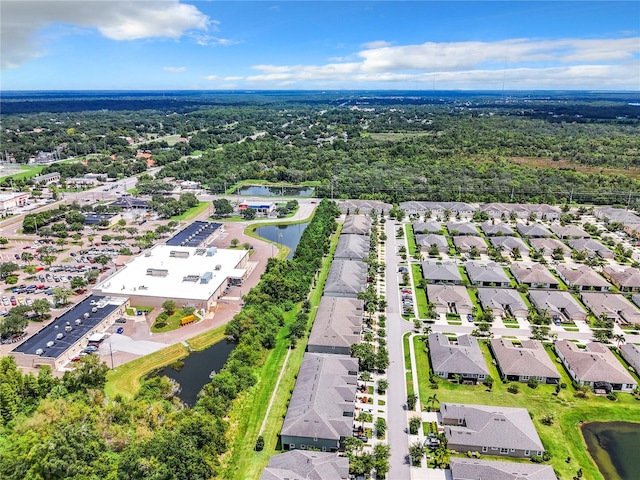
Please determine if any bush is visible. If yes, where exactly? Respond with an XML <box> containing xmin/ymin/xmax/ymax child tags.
<box><xmin>527</xmin><ymin>378</ymin><xmax>539</xmax><ymax>389</ymax></box>
<box><xmin>254</xmin><ymin>435</ymin><xmax>264</xmax><ymax>451</ymax></box>
<box><xmin>507</xmin><ymin>383</ymin><xmax>520</xmax><ymax>394</ymax></box>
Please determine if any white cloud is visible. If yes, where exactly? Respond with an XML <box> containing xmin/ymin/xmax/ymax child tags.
<box><xmin>189</xmin><ymin>33</ymin><xmax>240</xmax><ymax>47</ymax></box>
<box><xmin>163</xmin><ymin>66</ymin><xmax>186</xmax><ymax>73</ymax></box>
<box><xmin>245</xmin><ymin>37</ymin><xmax>640</xmax><ymax>89</ymax></box>
<box><xmin>202</xmin><ymin>75</ymin><xmax>218</xmax><ymax>80</ymax></box>
<box><xmin>361</xmin><ymin>40</ymin><xmax>392</xmax><ymax>49</ymax></box>
<box><xmin>223</xmin><ymin>76</ymin><xmax>243</xmax><ymax>81</ymax></box>
<box><xmin>1</xmin><ymin>0</ymin><xmax>210</xmax><ymax>69</ymax></box>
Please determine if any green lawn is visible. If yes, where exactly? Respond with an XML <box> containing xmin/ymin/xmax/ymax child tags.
<box><xmin>170</xmin><ymin>201</ymin><xmax>210</xmax><ymax>220</ymax></box>
<box><xmin>411</xmin><ymin>264</ymin><xmax>428</xmax><ymax>318</ymax></box>
<box><xmin>150</xmin><ymin>309</ymin><xmax>197</xmax><ymax>333</ymax></box>
<box><xmin>0</xmin><ymin>165</ymin><xmax>44</xmax><ymax>180</ymax></box>
<box><xmin>412</xmin><ymin>336</ymin><xmax>640</xmax><ymax>480</ymax></box>
<box><xmin>405</xmin><ymin>224</ymin><xmax>417</xmax><ymax>256</ymax></box>
<box><xmin>404</xmin><ymin>333</ymin><xmax>415</xmax><ymax>397</ymax></box>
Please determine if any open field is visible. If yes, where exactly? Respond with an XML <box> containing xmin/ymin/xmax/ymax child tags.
<box><xmin>170</xmin><ymin>201</ymin><xmax>210</xmax><ymax>220</ymax></box>
<box><xmin>0</xmin><ymin>164</ymin><xmax>43</xmax><ymax>180</ymax></box>
<box><xmin>412</xmin><ymin>335</ymin><xmax>640</xmax><ymax>480</ymax></box>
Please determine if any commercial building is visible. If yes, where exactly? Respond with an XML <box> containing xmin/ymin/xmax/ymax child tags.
<box><xmin>238</xmin><ymin>200</ymin><xmax>276</xmax><ymax>215</ymax></box>
<box><xmin>166</xmin><ymin>220</ymin><xmax>222</xmax><ymax>247</ymax></box>
<box><xmin>11</xmin><ymin>295</ymin><xmax>129</xmax><ymax>370</ymax></box>
<box><xmin>0</xmin><ymin>192</ymin><xmax>29</xmax><ymax>210</ymax></box>
<box><xmin>93</xmin><ymin>244</ymin><xmax>248</xmax><ymax>311</ymax></box>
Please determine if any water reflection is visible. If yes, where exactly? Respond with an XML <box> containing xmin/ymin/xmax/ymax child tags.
<box><xmin>256</xmin><ymin>222</ymin><xmax>309</xmax><ymax>259</ymax></box>
<box><xmin>582</xmin><ymin>421</ymin><xmax>640</xmax><ymax>480</ymax></box>
<box><xmin>235</xmin><ymin>185</ymin><xmax>314</xmax><ymax>197</ymax></box>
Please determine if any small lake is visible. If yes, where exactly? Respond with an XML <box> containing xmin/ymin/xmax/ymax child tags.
<box><xmin>153</xmin><ymin>340</ymin><xmax>236</xmax><ymax>406</ymax></box>
<box><xmin>256</xmin><ymin>222</ymin><xmax>309</xmax><ymax>259</ymax></box>
<box><xmin>582</xmin><ymin>421</ymin><xmax>640</xmax><ymax>480</ymax></box>
<box><xmin>235</xmin><ymin>185</ymin><xmax>315</xmax><ymax>197</ymax></box>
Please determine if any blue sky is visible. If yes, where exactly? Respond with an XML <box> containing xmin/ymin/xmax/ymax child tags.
<box><xmin>1</xmin><ymin>1</ymin><xmax>639</xmax><ymax>90</ymax></box>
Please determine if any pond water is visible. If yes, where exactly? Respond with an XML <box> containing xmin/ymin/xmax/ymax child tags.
<box><xmin>582</xmin><ymin>421</ymin><xmax>640</xmax><ymax>480</ymax></box>
<box><xmin>235</xmin><ymin>185</ymin><xmax>315</xmax><ymax>197</ymax></box>
<box><xmin>153</xmin><ymin>340</ymin><xmax>236</xmax><ymax>406</ymax></box>
<box><xmin>256</xmin><ymin>222</ymin><xmax>309</xmax><ymax>259</ymax></box>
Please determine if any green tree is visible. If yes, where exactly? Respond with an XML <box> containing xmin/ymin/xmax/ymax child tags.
<box><xmin>162</xmin><ymin>300</ymin><xmax>177</xmax><ymax>315</ymax></box>
<box><xmin>212</xmin><ymin>198</ymin><xmax>233</xmax><ymax>216</ymax></box>
<box><xmin>409</xmin><ymin>442</ymin><xmax>425</xmax><ymax>466</ymax></box>
<box><xmin>62</xmin><ymin>355</ymin><xmax>110</xmax><ymax>392</ymax></box>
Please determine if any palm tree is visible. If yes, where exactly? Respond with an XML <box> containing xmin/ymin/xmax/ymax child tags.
<box><xmin>613</xmin><ymin>333</ymin><xmax>626</xmax><ymax>349</ymax></box>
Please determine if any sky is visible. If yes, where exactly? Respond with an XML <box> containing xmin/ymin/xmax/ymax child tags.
<box><xmin>1</xmin><ymin>1</ymin><xmax>639</xmax><ymax>91</ymax></box>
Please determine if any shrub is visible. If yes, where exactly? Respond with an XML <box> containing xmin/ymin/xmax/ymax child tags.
<box><xmin>527</xmin><ymin>378</ymin><xmax>539</xmax><ymax>389</ymax></box>
<box><xmin>507</xmin><ymin>383</ymin><xmax>520</xmax><ymax>394</ymax></box>
<box><xmin>254</xmin><ymin>435</ymin><xmax>264</xmax><ymax>451</ymax></box>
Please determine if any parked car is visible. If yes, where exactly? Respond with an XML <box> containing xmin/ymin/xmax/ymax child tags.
<box><xmin>10</xmin><ymin>296</ymin><xmax>17</xmax><ymax>306</ymax></box>
<box><xmin>26</xmin><ymin>298</ymin><xmax>33</xmax><ymax>306</ymax></box>
<box><xmin>13</xmin><ymin>253</ymin><xmax>20</xmax><ymax>260</ymax></box>
<box><xmin>116</xmin><ymin>327</ymin><xmax>124</xmax><ymax>334</ymax></box>
<box><xmin>2</xmin><ymin>297</ymin><xmax>9</xmax><ymax>306</ymax></box>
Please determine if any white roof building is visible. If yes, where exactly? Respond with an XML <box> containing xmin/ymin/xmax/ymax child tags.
<box><xmin>93</xmin><ymin>244</ymin><xmax>248</xmax><ymax>310</ymax></box>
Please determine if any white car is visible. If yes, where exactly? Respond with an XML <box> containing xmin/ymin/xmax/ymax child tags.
<box><xmin>2</xmin><ymin>297</ymin><xmax>9</xmax><ymax>306</ymax></box>
<box><xmin>26</xmin><ymin>298</ymin><xmax>33</xmax><ymax>306</ymax></box>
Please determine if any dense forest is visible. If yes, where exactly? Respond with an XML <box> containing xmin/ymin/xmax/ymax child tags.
<box><xmin>0</xmin><ymin>199</ymin><xmax>340</xmax><ymax>480</ymax></box>
<box><xmin>2</xmin><ymin>91</ymin><xmax>639</xmax><ymax>207</ymax></box>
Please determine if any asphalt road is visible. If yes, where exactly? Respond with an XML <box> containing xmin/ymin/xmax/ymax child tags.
<box><xmin>385</xmin><ymin>219</ymin><xmax>413</xmax><ymax>479</ymax></box>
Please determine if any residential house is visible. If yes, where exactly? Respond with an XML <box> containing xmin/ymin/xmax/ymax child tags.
<box><xmin>415</xmin><ymin>234</ymin><xmax>449</xmax><ymax>254</ymax></box>
<box><xmin>549</xmin><ymin>224</ymin><xmax>590</xmax><ymax>240</ymax></box>
<box><xmin>490</xmin><ymin>338</ymin><xmax>560</xmax><ymax>384</ymax></box>
<box><xmin>623</xmin><ymin>223</ymin><xmax>640</xmax><ymax>239</ymax></box>
<box><xmin>399</xmin><ymin>201</ymin><xmax>476</xmax><ymax>217</ymax></box>
<box><xmin>446</xmin><ymin>221</ymin><xmax>479</xmax><ymax>236</ymax></box>
<box><xmin>453</xmin><ymin>236</ymin><xmax>488</xmax><ymax>256</ymax></box>
<box><xmin>528</xmin><ymin>290</ymin><xmax>587</xmax><ymax>323</ymax></box>
<box><xmin>338</xmin><ymin>200</ymin><xmax>392</xmax><ymax>215</ymax></box>
<box><xmin>341</xmin><ymin>215</ymin><xmax>372</xmax><ymax>236</ymax></box>
<box><xmin>480</xmin><ymin>222</ymin><xmax>515</xmax><ymax>236</ymax></box>
<box><xmin>555</xmin><ymin>264</ymin><xmax>610</xmax><ymax>291</ymax></box>
<box><xmin>439</xmin><ymin>403</ymin><xmax>545</xmax><ymax>458</ymax></box>
<box><xmin>510</xmin><ymin>263</ymin><xmax>559</xmax><ymax>288</ymax></box>
<box><xmin>307</xmin><ymin>297</ymin><xmax>363</xmax><ymax>355</ymax></box>
<box><xmin>426</xmin><ymin>285</ymin><xmax>474</xmax><ymax>316</ymax></box>
<box><xmin>261</xmin><ymin>451</ymin><xmax>349</xmax><ymax>480</ymax></box>
<box><xmin>323</xmin><ymin>260</ymin><xmax>367</xmax><ymax>298</ymax></box>
<box><xmin>450</xmin><ymin>458</ymin><xmax>557</xmax><ymax>480</ymax></box>
<box><xmin>334</xmin><ymin>234</ymin><xmax>370</xmax><ymax>261</ymax></box>
<box><xmin>602</xmin><ymin>265</ymin><xmax>640</xmax><ymax>292</ymax></box>
<box><xmin>581</xmin><ymin>292</ymin><xmax>640</xmax><ymax>325</ymax></box>
<box><xmin>620</xmin><ymin>343</ymin><xmax>640</xmax><ymax>374</ymax></box>
<box><xmin>529</xmin><ymin>237</ymin><xmax>571</xmax><ymax>256</ymax></box>
<box><xmin>516</xmin><ymin>223</ymin><xmax>552</xmax><ymax>238</ymax></box>
<box><xmin>595</xmin><ymin>207</ymin><xmax>640</xmax><ymax>225</ymax></box>
<box><xmin>428</xmin><ymin>333</ymin><xmax>489</xmax><ymax>383</ymax></box>
<box><xmin>555</xmin><ymin>341</ymin><xmax>637</xmax><ymax>392</ymax></box>
<box><xmin>568</xmin><ymin>239</ymin><xmax>614</xmax><ymax>259</ymax></box>
<box><xmin>633</xmin><ymin>293</ymin><xmax>640</xmax><ymax>309</ymax></box>
<box><xmin>479</xmin><ymin>203</ymin><xmax>560</xmax><ymax>221</ymax></box>
<box><xmin>489</xmin><ymin>236</ymin><xmax>530</xmax><ymax>254</ymax></box>
<box><xmin>412</xmin><ymin>221</ymin><xmax>443</xmax><ymax>234</ymax></box>
<box><xmin>465</xmin><ymin>261</ymin><xmax>511</xmax><ymax>287</ymax></box>
<box><xmin>421</xmin><ymin>261</ymin><xmax>462</xmax><ymax>285</ymax></box>
<box><xmin>476</xmin><ymin>288</ymin><xmax>528</xmax><ymax>319</ymax></box>
<box><xmin>280</xmin><ymin>353</ymin><xmax>358</xmax><ymax>452</ymax></box>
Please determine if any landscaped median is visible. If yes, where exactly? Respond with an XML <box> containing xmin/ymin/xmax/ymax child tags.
<box><xmin>411</xmin><ymin>335</ymin><xmax>640</xmax><ymax>479</ymax></box>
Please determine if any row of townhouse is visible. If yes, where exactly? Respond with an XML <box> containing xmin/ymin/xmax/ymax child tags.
<box><xmin>264</xmin><ymin>215</ymin><xmax>375</xmax><ymax>479</ymax></box>
<box><xmin>398</xmin><ymin>201</ymin><xmax>563</xmax><ymax>220</ymax></box>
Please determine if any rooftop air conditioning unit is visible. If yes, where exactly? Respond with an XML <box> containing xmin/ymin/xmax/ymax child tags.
<box><xmin>92</xmin><ymin>307</ymin><xmax>97</xmax><ymax>313</ymax></box>
<box><xmin>56</xmin><ymin>333</ymin><xmax>64</xmax><ymax>340</ymax></box>
<box><xmin>65</xmin><ymin>326</ymin><xmax>73</xmax><ymax>332</ymax></box>
<box><xmin>75</xmin><ymin>318</ymin><xmax>82</xmax><ymax>325</ymax></box>
<box><xmin>36</xmin><ymin>348</ymin><xmax>44</xmax><ymax>355</ymax></box>
<box><xmin>46</xmin><ymin>341</ymin><xmax>54</xmax><ymax>348</ymax></box>
<box><xmin>84</xmin><ymin>312</ymin><xmax>90</xmax><ymax>319</ymax></box>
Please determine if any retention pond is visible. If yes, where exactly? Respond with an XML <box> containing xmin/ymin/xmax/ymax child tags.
<box><xmin>235</xmin><ymin>185</ymin><xmax>314</xmax><ymax>197</ymax></box>
<box><xmin>256</xmin><ymin>222</ymin><xmax>309</xmax><ymax>259</ymax></box>
<box><xmin>582</xmin><ymin>421</ymin><xmax>640</xmax><ymax>480</ymax></box>
<box><xmin>153</xmin><ymin>340</ymin><xmax>236</xmax><ymax>406</ymax></box>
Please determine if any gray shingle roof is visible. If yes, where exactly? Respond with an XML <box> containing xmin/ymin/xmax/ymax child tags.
<box><xmin>324</xmin><ymin>260</ymin><xmax>367</xmax><ymax>297</ymax></box>
<box><xmin>489</xmin><ymin>236</ymin><xmax>529</xmax><ymax>252</ymax></box>
<box><xmin>516</xmin><ymin>223</ymin><xmax>552</xmax><ymax>237</ymax></box>
<box><xmin>476</xmin><ymin>288</ymin><xmax>528</xmax><ymax>317</ymax></box>
<box><xmin>415</xmin><ymin>233</ymin><xmax>448</xmax><ymax>250</ymax></box>
<box><xmin>413</xmin><ymin>221</ymin><xmax>443</xmax><ymax>234</ymax></box>
<box><xmin>556</xmin><ymin>264</ymin><xmax>610</xmax><ymax>289</ymax></box>
<box><xmin>446</xmin><ymin>221</ymin><xmax>480</xmax><ymax>236</ymax></box>
<box><xmin>450</xmin><ymin>458</ymin><xmax>558</xmax><ymax>480</ymax></box>
<box><xmin>555</xmin><ymin>341</ymin><xmax>636</xmax><ymax>385</ymax></box>
<box><xmin>338</xmin><ymin>200</ymin><xmax>391</xmax><ymax>214</ymax></box>
<box><xmin>308</xmin><ymin>297</ymin><xmax>363</xmax><ymax>350</ymax></box>
<box><xmin>453</xmin><ymin>236</ymin><xmax>488</xmax><ymax>252</ymax></box>
<box><xmin>421</xmin><ymin>261</ymin><xmax>462</xmax><ymax>283</ymax></box>
<box><xmin>529</xmin><ymin>237</ymin><xmax>570</xmax><ymax>255</ymax></box>
<box><xmin>426</xmin><ymin>285</ymin><xmax>474</xmax><ymax>312</ymax></box>
<box><xmin>441</xmin><ymin>403</ymin><xmax>544</xmax><ymax>452</ymax></box>
<box><xmin>428</xmin><ymin>333</ymin><xmax>489</xmax><ymax>377</ymax></box>
<box><xmin>490</xmin><ymin>338</ymin><xmax>560</xmax><ymax>380</ymax></box>
<box><xmin>528</xmin><ymin>290</ymin><xmax>587</xmax><ymax>320</ymax></box>
<box><xmin>334</xmin><ymin>234</ymin><xmax>370</xmax><ymax>260</ymax></box>
<box><xmin>580</xmin><ymin>292</ymin><xmax>640</xmax><ymax>325</ymax></box>
<box><xmin>281</xmin><ymin>353</ymin><xmax>358</xmax><ymax>442</ymax></box>
<box><xmin>568</xmin><ymin>239</ymin><xmax>613</xmax><ymax>258</ymax></box>
<box><xmin>481</xmin><ymin>222</ymin><xmax>515</xmax><ymax>236</ymax></box>
<box><xmin>549</xmin><ymin>224</ymin><xmax>590</xmax><ymax>239</ymax></box>
<box><xmin>341</xmin><ymin>215</ymin><xmax>372</xmax><ymax>235</ymax></box>
<box><xmin>510</xmin><ymin>263</ymin><xmax>558</xmax><ymax>286</ymax></box>
<box><xmin>620</xmin><ymin>343</ymin><xmax>640</xmax><ymax>373</ymax></box>
<box><xmin>602</xmin><ymin>265</ymin><xmax>640</xmax><ymax>289</ymax></box>
<box><xmin>465</xmin><ymin>261</ymin><xmax>510</xmax><ymax>285</ymax></box>
<box><xmin>261</xmin><ymin>451</ymin><xmax>349</xmax><ymax>480</ymax></box>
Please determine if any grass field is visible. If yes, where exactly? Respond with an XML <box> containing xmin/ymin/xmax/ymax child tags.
<box><xmin>412</xmin><ymin>336</ymin><xmax>640</xmax><ymax>480</ymax></box>
<box><xmin>186</xmin><ymin>324</ymin><xmax>227</xmax><ymax>351</ymax></box>
<box><xmin>222</xmin><ymin>224</ymin><xmax>341</xmax><ymax>479</ymax></box>
<box><xmin>0</xmin><ymin>165</ymin><xmax>44</xmax><ymax>180</ymax></box>
<box><xmin>411</xmin><ymin>263</ymin><xmax>429</xmax><ymax>318</ymax></box>
<box><xmin>105</xmin><ymin>343</ymin><xmax>189</xmax><ymax>398</ymax></box>
<box><xmin>171</xmin><ymin>201</ymin><xmax>210</xmax><ymax>220</ymax></box>
<box><xmin>405</xmin><ymin>224</ymin><xmax>417</xmax><ymax>256</ymax></box>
